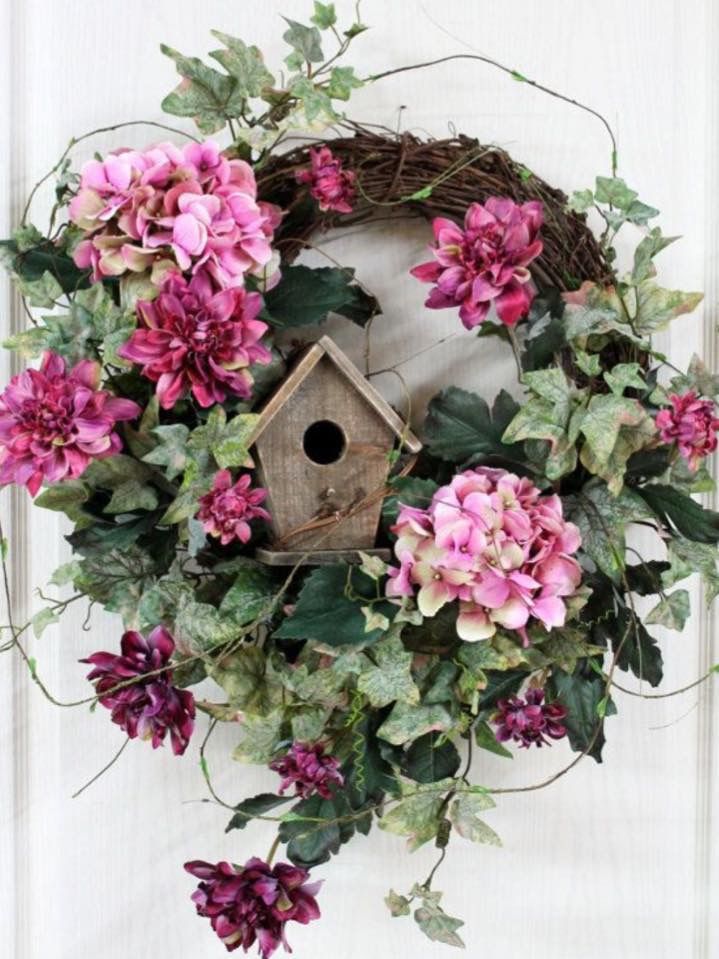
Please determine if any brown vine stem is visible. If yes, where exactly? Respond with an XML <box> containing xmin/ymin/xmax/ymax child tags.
<box><xmin>71</xmin><ymin>736</ymin><xmax>130</xmax><ymax>799</ymax></box>
<box><xmin>368</xmin><ymin>54</ymin><xmax>618</xmax><ymax>177</ymax></box>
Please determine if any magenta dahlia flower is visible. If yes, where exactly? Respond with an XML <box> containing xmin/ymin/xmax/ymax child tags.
<box><xmin>410</xmin><ymin>197</ymin><xmax>543</xmax><ymax>329</ymax></box>
<box><xmin>117</xmin><ymin>270</ymin><xmax>271</xmax><ymax>409</ymax></box>
<box><xmin>0</xmin><ymin>351</ymin><xmax>139</xmax><ymax>496</ymax></box>
<box><xmin>184</xmin><ymin>857</ymin><xmax>321</xmax><ymax>957</ymax></box>
<box><xmin>82</xmin><ymin>625</ymin><xmax>195</xmax><ymax>755</ymax></box>
<box><xmin>269</xmin><ymin>742</ymin><xmax>344</xmax><ymax>800</ymax></box>
<box><xmin>197</xmin><ymin>470</ymin><xmax>270</xmax><ymax>545</ymax></box>
<box><xmin>656</xmin><ymin>390</ymin><xmax>719</xmax><ymax>471</ymax></box>
<box><xmin>386</xmin><ymin>467</ymin><xmax>582</xmax><ymax>643</ymax></box>
<box><xmin>493</xmin><ymin>688</ymin><xmax>567</xmax><ymax>748</ymax></box>
<box><xmin>69</xmin><ymin>140</ymin><xmax>282</xmax><ymax>287</ymax></box>
<box><xmin>295</xmin><ymin>145</ymin><xmax>356</xmax><ymax>214</ymax></box>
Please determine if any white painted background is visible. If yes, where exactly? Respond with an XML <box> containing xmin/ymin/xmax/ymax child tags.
<box><xmin>1</xmin><ymin>1</ymin><xmax>718</xmax><ymax>956</ymax></box>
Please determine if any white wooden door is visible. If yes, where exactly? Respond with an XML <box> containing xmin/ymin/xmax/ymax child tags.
<box><xmin>2</xmin><ymin>1</ymin><xmax>718</xmax><ymax>957</ymax></box>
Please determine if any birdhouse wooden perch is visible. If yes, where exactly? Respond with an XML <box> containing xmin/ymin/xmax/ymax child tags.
<box><xmin>250</xmin><ymin>335</ymin><xmax>422</xmax><ymax>565</ymax></box>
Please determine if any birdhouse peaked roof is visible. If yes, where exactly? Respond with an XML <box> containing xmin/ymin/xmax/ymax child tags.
<box><xmin>249</xmin><ymin>335</ymin><xmax>422</xmax><ymax>453</ymax></box>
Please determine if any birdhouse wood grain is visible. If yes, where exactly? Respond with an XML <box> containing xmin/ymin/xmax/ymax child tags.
<box><xmin>250</xmin><ymin>335</ymin><xmax>421</xmax><ymax>565</ymax></box>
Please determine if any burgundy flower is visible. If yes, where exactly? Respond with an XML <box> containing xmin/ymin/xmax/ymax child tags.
<box><xmin>81</xmin><ymin>625</ymin><xmax>195</xmax><ymax>755</ymax></box>
<box><xmin>118</xmin><ymin>270</ymin><xmax>271</xmax><ymax>409</ymax></box>
<box><xmin>410</xmin><ymin>197</ymin><xmax>543</xmax><ymax>329</ymax></box>
<box><xmin>0</xmin><ymin>351</ymin><xmax>139</xmax><ymax>496</ymax></box>
<box><xmin>184</xmin><ymin>857</ymin><xmax>321</xmax><ymax>957</ymax></box>
<box><xmin>493</xmin><ymin>688</ymin><xmax>567</xmax><ymax>748</ymax></box>
<box><xmin>296</xmin><ymin>146</ymin><xmax>356</xmax><ymax>214</ymax></box>
<box><xmin>197</xmin><ymin>469</ymin><xmax>270</xmax><ymax>545</ymax></box>
<box><xmin>269</xmin><ymin>742</ymin><xmax>344</xmax><ymax>800</ymax></box>
<box><xmin>656</xmin><ymin>390</ymin><xmax>719</xmax><ymax>471</ymax></box>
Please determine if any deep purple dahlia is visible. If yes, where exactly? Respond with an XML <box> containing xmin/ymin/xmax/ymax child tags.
<box><xmin>269</xmin><ymin>741</ymin><xmax>344</xmax><ymax>800</ymax></box>
<box><xmin>493</xmin><ymin>687</ymin><xmax>567</xmax><ymax>748</ymax></box>
<box><xmin>82</xmin><ymin>625</ymin><xmax>195</xmax><ymax>755</ymax></box>
<box><xmin>184</xmin><ymin>857</ymin><xmax>321</xmax><ymax>957</ymax></box>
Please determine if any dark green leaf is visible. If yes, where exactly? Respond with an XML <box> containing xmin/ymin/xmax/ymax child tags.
<box><xmin>262</xmin><ymin>265</ymin><xmax>379</xmax><ymax>329</ymax></box>
<box><xmin>637</xmin><ymin>484</ymin><xmax>719</xmax><ymax>544</ymax></box>
<box><xmin>424</xmin><ymin>387</ymin><xmax>522</xmax><ymax>465</ymax></box>
<box><xmin>381</xmin><ymin>476</ymin><xmax>438</xmax><ymax>528</ymax></box>
<box><xmin>593</xmin><ymin>607</ymin><xmax>663</xmax><ymax>687</ymax></box>
<box><xmin>274</xmin><ymin>565</ymin><xmax>393</xmax><ymax>647</ymax></box>
<box><xmin>549</xmin><ymin>666</ymin><xmax>616</xmax><ymax>762</ymax></box>
<box><xmin>474</xmin><ymin>720</ymin><xmax>513</xmax><ymax>758</ymax></box>
<box><xmin>402</xmin><ymin>732</ymin><xmax>461</xmax><ymax>783</ymax></box>
<box><xmin>226</xmin><ymin>793</ymin><xmax>290</xmax><ymax>832</ymax></box>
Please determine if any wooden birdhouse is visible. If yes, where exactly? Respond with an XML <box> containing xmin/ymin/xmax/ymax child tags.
<box><xmin>251</xmin><ymin>335</ymin><xmax>422</xmax><ymax>565</ymax></box>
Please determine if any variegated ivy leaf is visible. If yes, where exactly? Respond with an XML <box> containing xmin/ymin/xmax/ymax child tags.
<box><xmin>311</xmin><ymin>1</ymin><xmax>337</xmax><ymax>29</ymax></box>
<box><xmin>449</xmin><ymin>790</ymin><xmax>501</xmax><ymax>846</ymax></box>
<box><xmin>378</xmin><ymin>778</ymin><xmax>454</xmax><ymax>850</ymax></box>
<box><xmin>578</xmin><ymin>393</ymin><xmax>656</xmax><ymax>494</ymax></box>
<box><xmin>211</xmin><ymin>646</ymin><xmax>284</xmax><ymax>714</ymax></box>
<box><xmin>574</xmin><ymin>349</ymin><xmax>602</xmax><ymax>378</ymax></box>
<box><xmin>327</xmin><ymin>65</ymin><xmax>363</xmax><ymax>100</ymax></box>
<box><xmin>290</xmin><ymin>76</ymin><xmax>336</xmax><ymax>122</ymax></box>
<box><xmin>385</xmin><ymin>889</ymin><xmax>411</xmax><ymax>918</ymax></box>
<box><xmin>232</xmin><ymin>709</ymin><xmax>286</xmax><ymax>764</ymax></box>
<box><xmin>631</xmin><ymin>227</ymin><xmax>678</xmax><ymax>284</ymax></box>
<box><xmin>17</xmin><ymin>269</ymin><xmax>63</xmax><ymax>307</ymax></box>
<box><xmin>377</xmin><ymin>700</ymin><xmax>455</xmax><ymax>746</ymax></box>
<box><xmin>356</xmin><ymin>632</ymin><xmax>419</xmax><ymax>708</ymax></box>
<box><xmin>361</xmin><ymin>606</ymin><xmax>391</xmax><ymax>633</ymax></box>
<box><xmin>208</xmin><ymin>31</ymin><xmax>274</xmax><ymax>98</ymax></box>
<box><xmin>175</xmin><ymin>594</ymin><xmax>244</xmax><ymax>651</ymax></box>
<box><xmin>603</xmin><ymin>363</ymin><xmax>645</xmax><ymax>396</ymax></box>
<box><xmin>32</xmin><ymin>607</ymin><xmax>60</xmax><ymax>638</ymax></box>
<box><xmin>161</xmin><ymin>44</ymin><xmax>245</xmax><ymax>134</ymax></box>
<box><xmin>143</xmin><ymin>425</ymin><xmax>191</xmax><ymax>481</ymax></box>
<box><xmin>670</xmin><ymin>353</ymin><xmax>719</xmax><ymax>398</ymax></box>
<box><xmin>632</xmin><ymin>280</ymin><xmax>703</xmax><ymax>335</ymax></box>
<box><xmin>662</xmin><ymin>537</ymin><xmax>719</xmax><ymax>604</ymax></box>
<box><xmin>282</xmin><ymin>18</ymin><xmax>324</xmax><ymax>63</ymax></box>
<box><xmin>566</xmin><ymin>483</ymin><xmax>653</xmax><ymax>582</ymax></box>
<box><xmin>563</xmin><ymin>281</ymin><xmax>646</xmax><ymax>349</ymax></box>
<box><xmin>414</xmin><ymin>898</ymin><xmax>465</xmax><ymax>949</ymax></box>
<box><xmin>567</xmin><ymin>188</ymin><xmax>594</xmax><ymax>214</ymax></box>
<box><xmin>532</xmin><ymin>626</ymin><xmax>606</xmax><ymax>673</ymax></box>
<box><xmin>358</xmin><ymin>551</ymin><xmax>388</xmax><ymax>580</ymax></box>
<box><xmin>104</xmin><ymin>479</ymin><xmax>158</xmax><ymax>514</ymax></box>
<box><xmin>646</xmin><ymin>589</ymin><xmax>691</xmax><ymax>631</ymax></box>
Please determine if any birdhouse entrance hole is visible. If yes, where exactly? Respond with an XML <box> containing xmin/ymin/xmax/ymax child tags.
<box><xmin>302</xmin><ymin>419</ymin><xmax>346</xmax><ymax>465</ymax></box>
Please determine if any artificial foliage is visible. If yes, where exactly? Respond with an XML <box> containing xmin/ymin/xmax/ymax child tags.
<box><xmin>2</xmin><ymin>4</ymin><xmax>719</xmax><ymax>955</ymax></box>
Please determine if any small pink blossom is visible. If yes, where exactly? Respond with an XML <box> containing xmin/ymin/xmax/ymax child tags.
<box><xmin>197</xmin><ymin>470</ymin><xmax>270</xmax><ymax>545</ymax></box>
<box><xmin>296</xmin><ymin>146</ymin><xmax>356</xmax><ymax>214</ymax></box>
<box><xmin>493</xmin><ymin>688</ymin><xmax>567</xmax><ymax>748</ymax></box>
<box><xmin>269</xmin><ymin>742</ymin><xmax>344</xmax><ymax>800</ymax></box>
<box><xmin>118</xmin><ymin>270</ymin><xmax>271</xmax><ymax>409</ymax></box>
<box><xmin>82</xmin><ymin>626</ymin><xmax>195</xmax><ymax>755</ymax></box>
<box><xmin>386</xmin><ymin>467</ymin><xmax>582</xmax><ymax>643</ymax></box>
<box><xmin>410</xmin><ymin>197</ymin><xmax>543</xmax><ymax>330</ymax></box>
<box><xmin>69</xmin><ymin>140</ymin><xmax>282</xmax><ymax>288</ymax></box>
<box><xmin>0</xmin><ymin>351</ymin><xmax>139</xmax><ymax>496</ymax></box>
<box><xmin>184</xmin><ymin>858</ymin><xmax>321</xmax><ymax>957</ymax></box>
<box><xmin>656</xmin><ymin>390</ymin><xmax>719</xmax><ymax>471</ymax></box>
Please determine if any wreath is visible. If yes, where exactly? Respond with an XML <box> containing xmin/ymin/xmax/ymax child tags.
<box><xmin>1</xmin><ymin>5</ymin><xmax>718</xmax><ymax>955</ymax></box>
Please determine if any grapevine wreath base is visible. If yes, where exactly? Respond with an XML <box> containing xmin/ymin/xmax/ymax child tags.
<box><xmin>1</xmin><ymin>6</ymin><xmax>718</xmax><ymax>956</ymax></box>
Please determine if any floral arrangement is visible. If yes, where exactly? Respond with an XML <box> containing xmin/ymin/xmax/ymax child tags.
<box><xmin>2</xmin><ymin>4</ymin><xmax>719</xmax><ymax>955</ymax></box>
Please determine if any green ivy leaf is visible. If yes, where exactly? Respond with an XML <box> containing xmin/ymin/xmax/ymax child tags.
<box><xmin>663</xmin><ymin>536</ymin><xmax>719</xmax><ymax>603</ymax></box>
<box><xmin>449</xmin><ymin>791</ymin><xmax>500</xmax><ymax>845</ymax></box>
<box><xmin>311</xmin><ymin>1</ymin><xmax>337</xmax><ymax>28</ymax></box>
<box><xmin>233</xmin><ymin>709</ymin><xmax>285</xmax><ymax>763</ymax></box>
<box><xmin>379</xmin><ymin>778</ymin><xmax>453</xmax><ymax>850</ymax></box>
<box><xmin>578</xmin><ymin>394</ymin><xmax>656</xmax><ymax>494</ymax></box>
<box><xmin>219</xmin><ymin>561</ymin><xmax>275</xmax><ymax>627</ymax></box>
<box><xmin>161</xmin><ymin>44</ymin><xmax>242</xmax><ymax>134</ymax></box>
<box><xmin>567</xmin><ymin>189</ymin><xmax>594</xmax><ymax>213</ymax></box>
<box><xmin>646</xmin><ymin>589</ymin><xmax>690</xmax><ymax>631</ymax></box>
<box><xmin>474</xmin><ymin>720</ymin><xmax>512</xmax><ymax>758</ymax></box>
<box><xmin>142</xmin><ymin>425</ymin><xmax>190</xmax><ymax>481</ymax></box>
<box><xmin>603</xmin><ymin>363</ymin><xmax>645</xmax><ymax>396</ymax></box>
<box><xmin>327</xmin><ymin>65</ymin><xmax>363</xmax><ymax>101</ymax></box>
<box><xmin>356</xmin><ymin>631</ymin><xmax>419</xmax><ymax>707</ymax></box>
<box><xmin>104</xmin><ymin>479</ymin><xmax>158</xmax><ymax>514</ymax></box>
<box><xmin>594</xmin><ymin>176</ymin><xmax>638</xmax><ymax>210</ymax></box>
<box><xmin>282</xmin><ymin>18</ymin><xmax>324</xmax><ymax>62</ymax></box>
<box><xmin>385</xmin><ymin>890</ymin><xmax>411</xmax><ymax>917</ymax></box>
<box><xmin>633</xmin><ymin>280</ymin><xmax>703</xmax><ymax>335</ymax></box>
<box><xmin>414</xmin><ymin>897</ymin><xmax>465</xmax><ymax>948</ymax></box>
<box><xmin>209</xmin><ymin>31</ymin><xmax>274</xmax><ymax>98</ymax></box>
<box><xmin>32</xmin><ymin>607</ymin><xmax>59</xmax><ymax>638</ymax></box>
<box><xmin>377</xmin><ymin>701</ymin><xmax>455</xmax><ymax>746</ymax></box>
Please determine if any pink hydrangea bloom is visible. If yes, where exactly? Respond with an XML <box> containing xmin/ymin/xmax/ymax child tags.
<box><xmin>69</xmin><ymin>140</ymin><xmax>282</xmax><ymax>288</ymax></box>
<box><xmin>410</xmin><ymin>197</ymin><xmax>543</xmax><ymax>330</ymax></box>
<box><xmin>197</xmin><ymin>470</ymin><xmax>270</xmax><ymax>545</ymax></box>
<box><xmin>656</xmin><ymin>390</ymin><xmax>719</xmax><ymax>471</ymax></box>
<box><xmin>269</xmin><ymin>742</ymin><xmax>344</xmax><ymax>800</ymax></box>
<box><xmin>386</xmin><ymin>467</ymin><xmax>582</xmax><ymax>643</ymax></box>
<box><xmin>493</xmin><ymin>688</ymin><xmax>567</xmax><ymax>748</ymax></box>
<box><xmin>0</xmin><ymin>351</ymin><xmax>139</xmax><ymax>496</ymax></box>
<box><xmin>184</xmin><ymin>857</ymin><xmax>321</xmax><ymax>957</ymax></box>
<box><xmin>82</xmin><ymin>626</ymin><xmax>195</xmax><ymax>755</ymax></box>
<box><xmin>296</xmin><ymin>145</ymin><xmax>356</xmax><ymax>214</ymax></box>
<box><xmin>118</xmin><ymin>270</ymin><xmax>271</xmax><ymax>409</ymax></box>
